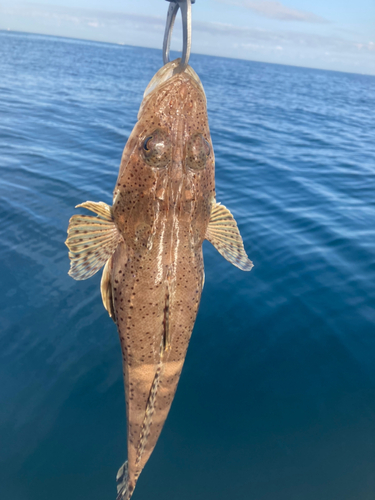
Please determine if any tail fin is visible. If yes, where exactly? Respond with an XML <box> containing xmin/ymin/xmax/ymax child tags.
<box><xmin>116</xmin><ymin>461</ymin><xmax>135</xmax><ymax>500</ymax></box>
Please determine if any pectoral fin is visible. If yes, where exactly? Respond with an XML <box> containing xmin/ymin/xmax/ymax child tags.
<box><xmin>206</xmin><ymin>202</ymin><xmax>253</xmax><ymax>271</ymax></box>
<box><xmin>65</xmin><ymin>201</ymin><xmax>122</xmax><ymax>280</ymax></box>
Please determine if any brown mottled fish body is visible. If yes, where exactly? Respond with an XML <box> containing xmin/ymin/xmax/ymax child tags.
<box><xmin>66</xmin><ymin>60</ymin><xmax>253</xmax><ymax>500</ymax></box>
<box><xmin>111</xmin><ymin>64</ymin><xmax>213</xmax><ymax>494</ymax></box>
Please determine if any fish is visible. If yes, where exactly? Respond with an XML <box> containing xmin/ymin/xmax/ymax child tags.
<box><xmin>65</xmin><ymin>58</ymin><xmax>253</xmax><ymax>500</ymax></box>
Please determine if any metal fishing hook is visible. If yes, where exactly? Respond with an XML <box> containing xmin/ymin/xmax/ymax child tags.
<box><xmin>163</xmin><ymin>0</ymin><xmax>195</xmax><ymax>72</ymax></box>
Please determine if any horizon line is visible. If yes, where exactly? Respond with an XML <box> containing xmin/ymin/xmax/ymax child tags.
<box><xmin>1</xmin><ymin>28</ymin><xmax>374</xmax><ymax>78</ymax></box>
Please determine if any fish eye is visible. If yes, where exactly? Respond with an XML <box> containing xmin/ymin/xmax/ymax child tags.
<box><xmin>142</xmin><ymin>128</ymin><xmax>171</xmax><ymax>169</ymax></box>
<box><xmin>143</xmin><ymin>136</ymin><xmax>153</xmax><ymax>152</ymax></box>
<box><xmin>186</xmin><ymin>133</ymin><xmax>211</xmax><ymax>171</ymax></box>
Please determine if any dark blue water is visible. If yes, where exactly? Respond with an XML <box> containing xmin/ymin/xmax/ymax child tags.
<box><xmin>1</xmin><ymin>30</ymin><xmax>375</xmax><ymax>500</ymax></box>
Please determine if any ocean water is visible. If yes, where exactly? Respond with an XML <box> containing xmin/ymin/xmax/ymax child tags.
<box><xmin>1</xmin><ymin>30</ymin><xmax>375</xmax><ymax>500</ymax></box>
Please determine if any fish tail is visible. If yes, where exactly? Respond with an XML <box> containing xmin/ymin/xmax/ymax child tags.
<box><xmin>116</xmin><ymin>461</ymin><xmax>134</xmax><ymax>500</ymax></box>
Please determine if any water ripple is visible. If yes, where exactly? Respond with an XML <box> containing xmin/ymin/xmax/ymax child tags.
<box><xmin>1</xmin><ymin>31</ymin><xmax>375</xmax><ymax>500</ymax></box>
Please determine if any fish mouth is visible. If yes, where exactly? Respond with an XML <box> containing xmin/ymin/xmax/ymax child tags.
<box><xmin>143</xmin><ymin>58</ymin><xmax>205</xmax><ymax>100</ymax></box>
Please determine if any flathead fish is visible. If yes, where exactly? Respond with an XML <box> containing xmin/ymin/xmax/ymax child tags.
<box><xmin>66</xmin><ymin>59</ymin><xmax>253</xmax><ymax>500</ymax></box>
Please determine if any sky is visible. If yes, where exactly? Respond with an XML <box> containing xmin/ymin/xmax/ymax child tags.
<box><xmin>0</xmin><ymin>0</ymin><xmax>374</xmax><ymax>75</ymax></box>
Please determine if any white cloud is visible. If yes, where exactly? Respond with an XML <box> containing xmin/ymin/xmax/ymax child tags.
<box><xmin>0</xmin><ymin>3</ymin><xmax>165</xmax><ymax>31</ymax></box>
<box><xmin>0</xmin><ymin>3</ymin><xmax>371</xmax><ymax>56</ymax></box>
<box><xmin>216</xmin><ymin>0</ymin><xmax>329</xmax><ymax>23</ymax></box>
<box><xmin>0</xmin><ymin>3</ymin><xmax>374</xmax><ymax>74</ymax></box>
<box><xmin>192</xmin><ymin>19</ymin><xmax>373</xmax><ymax>55</ymax></box>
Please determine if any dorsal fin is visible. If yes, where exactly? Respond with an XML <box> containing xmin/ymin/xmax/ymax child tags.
<box><xmin>65</xmin><ymin>201</ymin><xmax>122</xmax><ymax>280</ymax></box>
<box><xmin>205</xmin><ymin>202</ymin><xmax>253</xmax><ymax>271</ymax></box>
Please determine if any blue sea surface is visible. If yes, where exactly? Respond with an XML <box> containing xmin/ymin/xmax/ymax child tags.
<box><xmin>1</xmin><ymin>31</ymin><xmax>375</xmax><ymax>500</ymax></box>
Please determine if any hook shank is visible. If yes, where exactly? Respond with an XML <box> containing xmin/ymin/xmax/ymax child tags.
<box><xmin>163</xmin><ymin>0</ymin><xmax>194</xmax><ymax>72</ymax></box>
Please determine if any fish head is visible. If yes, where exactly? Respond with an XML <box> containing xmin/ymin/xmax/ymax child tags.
<box><xmin>113</xmin><ymin>59</ymin><xmax>215</xmax><ymax>252</ymax></box>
